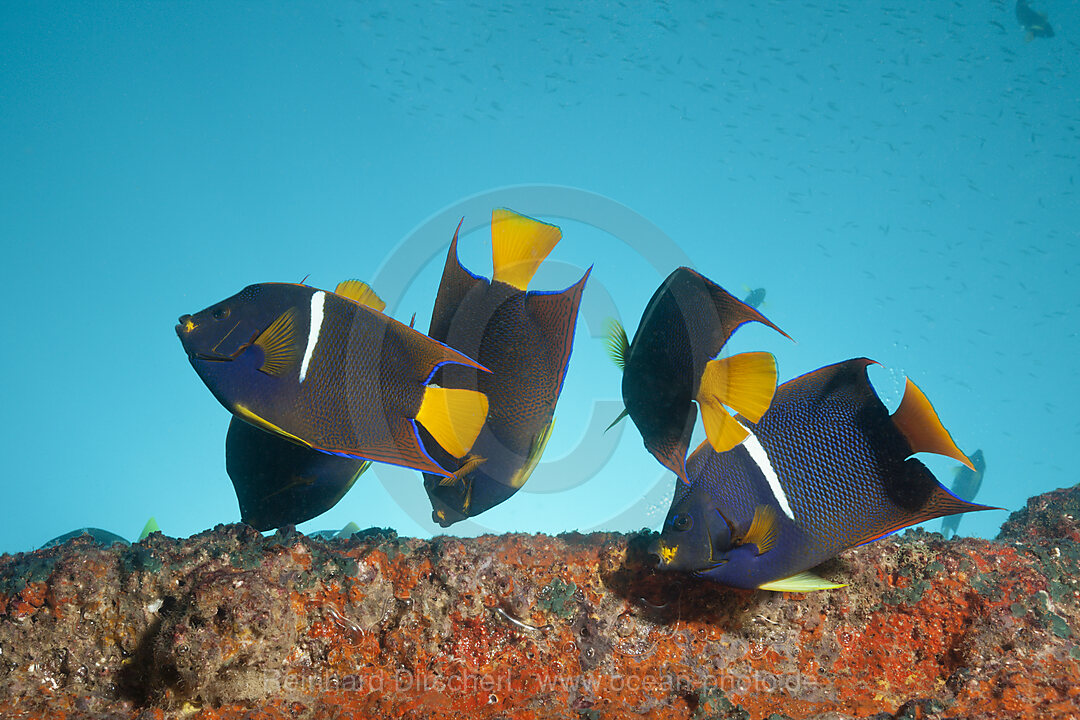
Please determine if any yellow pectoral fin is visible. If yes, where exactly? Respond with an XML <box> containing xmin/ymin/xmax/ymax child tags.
<box><xmin>254</xmin><ymin>308</ymin><xmax>300</xmax><ymax>376</ymax></box>
<box><xmin>233</xmin><ymin>404</ymin><xmax>311</xmax><ymax>448</ymax></box>
<box><xmin>758</xmin><ymin>571</ymin><xmax>847</xmax><ymax>593</ymax></box>
<box><xmin>742</xmin><ymin>504</ymin><xmax>779</xmax><ymax>555</ymax></box>
<box><xmin>490</xmin><ymin>208</ymin><xmax>562</xmax><ymax>291</ymax></box>
<box><xmin>416</xmin><ymin>387</ymin><xmax>489</xmax><ymax>458</ymax></box>
<box><xmin>335</xmin><ymin>280</ymin><xmax>386</xmax><ymax>312</ymax></box>
<box><xmin>698</xmin><ymin>399</ymin><xmax>748</xmax><ymax>453</ymax></box>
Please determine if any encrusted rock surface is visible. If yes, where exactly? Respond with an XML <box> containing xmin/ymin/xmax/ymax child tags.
<box><xmin>1</xmin><ymin>487</ymin><xmax>1078</xmax><ymax>720</ymax></box>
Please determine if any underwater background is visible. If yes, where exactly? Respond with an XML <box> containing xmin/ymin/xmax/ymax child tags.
<box><xmin>2</xmin><ymin>0</ymin><xmax>1077</xmax><ymax>554</ymax></box>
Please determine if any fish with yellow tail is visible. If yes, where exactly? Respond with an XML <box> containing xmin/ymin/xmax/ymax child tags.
<box><xmin>177</xmin><ymin>280</ymin><xmax>489</xmax><ymax>478</ymax></box>
<box><xmin>606</xmin><ymin>267</ymin><xmax>790</xmax><ymax>484</ymax></box>
<box><xmin>422</xmin><ymin>209</ymin><xmax>589</xmax><ymax>526</ymax></box>
<box><xmin>652</xmin><ymin>359</ymin><xmax>999</xmax><ymax>591</ymax></box>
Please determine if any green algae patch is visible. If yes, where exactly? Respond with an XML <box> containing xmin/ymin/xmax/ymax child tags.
<box><xmin>539</xmin><ymin>577</ymin><xmax>578</xmax><ymax>619</ymax></box>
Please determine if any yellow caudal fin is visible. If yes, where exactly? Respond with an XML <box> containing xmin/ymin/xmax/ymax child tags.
<box><xmin>335</xmin><ymin>279</ymin><xmax>386</xmax><ymax>312</ymax></box>
<box><xmin>490</xmin><ymin>208</ymin><xmax>562</xmax><ymax>291</ymax></box>
<box><xmin>697</xmin><ymin>352</ymin><xmax>778</xmax><ymax>452</ymax></box>
<box><xmin>416</xmin><ymin>387</ymin><xmax>489</xmax><ymax>458</ymax></box>
<box><xmin>892</xmin><ymin>378</ymin><xmax>974</xmax><ymax>470</ymax></box>
<box><xmin>758</xmin><ymin>571</ymin><xmax>847</xmax><ymax>592</ymax></box>
<box><xmin>742</xmin><ymin>504</ymin><xmax>778</xmax><ymax>555</ymax></box>
<box><xmin>254</xmin><ymin>308</ymin><xmax>300</xmax><ymax>376</ymax></box>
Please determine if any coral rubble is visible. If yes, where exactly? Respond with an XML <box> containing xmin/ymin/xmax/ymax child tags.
<box><xmin>1</xmin><ymin>487</ymin><xmax>1078</xmax><ymax>720</ymax></box>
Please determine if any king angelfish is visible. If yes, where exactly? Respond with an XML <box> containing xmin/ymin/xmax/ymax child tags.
<box><xmin>177</xmin><ymin>280</ymin><xmax>489</xmax><ymax>478</ymax></box>
<box><xmin>421</xmin><ymin>209</ymin><xmax>589</xmax><ymax>526</ymax></box>
<box><xmin>652</xmin><ymin>358</ymin><xmax>998</xmax><ymax>591</ymax></box>
<box><xmin>607</xmin><ymin>267</ymin><xmax>791</xmax><ymax>484</ymax></box>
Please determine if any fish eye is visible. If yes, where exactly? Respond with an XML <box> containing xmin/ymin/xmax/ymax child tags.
<box><xmin>212</xmin><ymin>307</ymin><xmax>231</xmax><ymax>321</ymax></box>
<box><xmin>672</xmin><ymin>513</ymin><xmax>693</xmax><ymax>532</ymax></box>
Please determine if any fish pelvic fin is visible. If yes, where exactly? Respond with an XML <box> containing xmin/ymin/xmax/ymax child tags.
<box><xmin>439</xmin><ymin>454</ymin><xmax>487</xmax><ymax>487</ymax></box>
<box><xmin>255</xmin><ymin>308</ymin><xmax>300</xmax><ymax>376</ymax></box>
<box><xmin>510</xmin><ymin>417</ymin><xmax>556</xmax><ymax>489</ymax></box>
<box><xmin>892</xmin><ymin>378</ymin><xmax>974</xmax><ymax>469</ymax></box>
<box><xmin>742</xmin><ymin>504</ymin><xmax>779</xmax><ymax>555</ymax></box>
<box><xmin>416</xmin><ymin>387</ymin><xmax>489</xmax><ymax>458</ymax></box>
<box><xmin>697</xmin><ymin>352</ymin><xmax>778</xmax><ymax>452</ymax></box>
<box><xmin>233</xmin><ymin>403</ymin><xmax>312</xmax><ymax>448</ymax></box>
<box><xmin>334</xmin><ymin>280</ymin><xmax>386</xmax><ymax>312</ymax></box>
<box><xmin>490</xmin><ymin>208</ymin><xmax>561</xmax><ymax>291</ymax></box>
<box><xmin>604</xmin><ymin>318</ymin><xmax>629</xmax><ymax>370</ymax></box>
<box><xmin>758</xmin><ymin>571</ymin><xmax>847</xmax><ymax>593</ymax></box>
<box><xmin>605</xmin><ymin>407</ymin><xmax>630</xmax><ymax>432</ymax></box>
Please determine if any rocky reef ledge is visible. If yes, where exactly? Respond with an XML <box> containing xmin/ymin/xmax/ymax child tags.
<box><xmin>1</xmin><ymin>487</ymin><xmax>1078</xmax><ymax>720</ymax></box>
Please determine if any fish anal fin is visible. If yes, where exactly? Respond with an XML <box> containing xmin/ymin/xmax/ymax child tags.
<box><xmin>742</xmin><ymin>504</ymin><xmax>779</xmax><ymax>555</ymax></box>
<box><xmin>416</xmin><ymin>387</ymin><xmax>489</xmax><ymax>458</ymax></box>
<box><xmin>335</xmin><ymin>280</ymin><xmax>386</xmax><ymax>312</ymax></box>
<box><xmin>491</xmin><ymin>208</ymin><xmax>562</xmax><ymax>291</ymax></box>
<box><xmin>892</xmin><ymin>378</ymin><xmax>974</xmax><ymax>469</ymax></box>
<box><xmin>605</xmin><ymin>318</ymin><xmax>629</xmax><ymax>371</ymax></box>
<box><xmin>758</xmin><ymin>571</ymin><xmax>847</xmax><ymax>592</ymax></box>
<box><xmin>255</xmin><ymin>308</ymin><xmax>299</xmax><ymax>376</ymax></box>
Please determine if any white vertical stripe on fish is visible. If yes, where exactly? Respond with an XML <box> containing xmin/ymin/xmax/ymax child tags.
<box><xmin>740</xmin><ymin>425</ymin><xmax>795</xmax><ymax>521</ymax></box>
<box><xmin>299</xmin><ymin>291</ymin><xmax>325</xmax><ymax>383</ymax></box>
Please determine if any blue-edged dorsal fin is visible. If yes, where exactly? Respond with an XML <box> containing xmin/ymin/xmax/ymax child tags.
<box><xmin>255</xmin><ymin>308</ymin><xmax>299</xmax><ymax>376</ymax></box>
<box><xmin>604</xmin><ymin>318</ymin><xmax>629</xmax><ymax>371</ymax></box>
<box><xmin>742</xmin><ymin>504</ymin><xmax>779</xmax><ymax>555</ymax></box>
<box><xmin>758</xmin><ymin>571</ymin><xmax>847</xmax><ymax>592</ymax></box>
<box><xmin>491</xmin><ymin>208</ymin><xmax>561</xmax><ymax>291</ymax></box>
<box><xmin>335</xmin><ymin>279</ymin><xmax>386</xmax><ymax>312</ymax></box>
<box><xmin>891</xmin><ymin>378</ymin><xmax>974</xmax><ymax>470</ymax></box>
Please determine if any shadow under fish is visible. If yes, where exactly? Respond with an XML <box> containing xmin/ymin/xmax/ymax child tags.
<box><xmin>607</xmin><ymin>267</ymin><xmax>790</xmax><ymax>484</ymax></box>
<box><xmin>652</xmin><ymin>358</ymin><xmax>998</xmax><ymax>591</ymax></box>
<box><xmin>421</xmin><ymin>209</ymin><xmax>589</xmax><ymax>527</ymax></box>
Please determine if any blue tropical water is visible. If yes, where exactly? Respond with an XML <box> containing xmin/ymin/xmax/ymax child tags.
<box><xmin>2</xmin><ymin>1</ymin><xmax>1076</xmax><ymax>554</ymax></box>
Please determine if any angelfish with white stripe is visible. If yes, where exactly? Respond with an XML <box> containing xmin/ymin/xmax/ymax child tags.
<box><xmin>651</xmin><ymin>358</ymin><xmax>999</xmax><ymax>592</ymax></box>
<box><xmin>176</xmin><ymin>280</ymin><xmax>490</xmax><ymax>482</ymax></box>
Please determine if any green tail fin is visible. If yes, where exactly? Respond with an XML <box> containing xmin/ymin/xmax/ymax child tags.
<box><xmin>604</xmin><ymin>318</ymin><xmax>630</xmax><ymax>370</ymax></box>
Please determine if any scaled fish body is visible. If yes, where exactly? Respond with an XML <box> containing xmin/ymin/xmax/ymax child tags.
<box><xmin>940</xmin><ymin>449</ymin><xmax>986</xmax><ymax>539</ymax></box>
<box><xmin>608</xmin><ymin>267</ymin><xmax>790</xmax><ymax>484</ymax></box>
<box><xmin>422</xmin><ymin>209</ymin><xmax>589</xmax><ymax>526</ymax></box>
<box><xmin>177</xmin><ymin>281</ymin><xmax>489</xmax><ymax>477</ymax></box>
<box><xmin>653</xmin><ymin>359</ymin><xmax>994</xmax><ymax>591</ymax></box>
<box><xmin>1016</xmin><ymin>0</ymin><xmax>1053</xmax><ymax>40</ymax></box>
<box><xmin>225</xmin><ymin>416</ymin><xmax>371</xmax><ymax>531</ymax></box>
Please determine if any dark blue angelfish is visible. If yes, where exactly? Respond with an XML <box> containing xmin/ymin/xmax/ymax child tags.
<box><xmin>422</xmin><ymin>209</ymin><xmax>589</xmax><ymax>526</ymax></box>
<box><xmin>652</xmin><ymin>359</ymin><xmax>997</xmax><ymax>591</ymax></box>
<box><xmin>177</xmin><ymin>281</ymin><xmax>489</xmax><ymax>478</ymax></box>
<box><xmin>607</xmin><ymin>267</ymin><xmax>790</xmax><ymax>484</ymax></box>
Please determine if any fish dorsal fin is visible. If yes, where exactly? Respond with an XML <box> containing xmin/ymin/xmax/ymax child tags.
<box><xmin>605</xmin><ymin>407</ymin><xmax>630</xmax><ymax>432</ymax></box>
<box><xmin>697</xmin><ymin>352</ymin><xmax>778</xmax><ymax>452</ymax></box>
<box><xmin>138</xmin><ymin>517</ymin><xmax>160</xmax><ymax>541</ymax></box>
<box><xmin>892</xmin><ymin>378</ymin><xmax>974</xmax><ymax>470</ymax></box>
<box><xmin>758</xmin><ymin>571</ymin><xmax>847</xmax><ymax>593</ymax></box>
<box><xmin>335</xmin><ymin>280</ymin><xmax>386</xmax><ymax>312</ymax></box>
<box><xmin>255</xmin><ymin>308</ymin><xmax>300</xmax><ymax>376</ymax></box>
<box><xmin>605</xmin><ymin>318</ymin><xmax>629</xmax><ymax>370</ymax></box>
<box><xmin>415</xmin><ymin>387</ymin><xmax>489</xmax><ymax>459</ymax></box>
<box><xmin>510</xmin><ymin>417</ymin><xmax>556</xmax><ymax>489</ymax></box>
<box><xmin>742</xmin><ymin>504</ymin><xmax>779</xmax><ymax>555</ymax></box>
<box><xmin>439</xmin><ymin>454</ymin><xmax>487</xmax><ymax>487</ymax></box>
<box><xmin>490</xmin><ymin>208</ymin><xmax>561</xmax><ymax>291</ymax></box>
